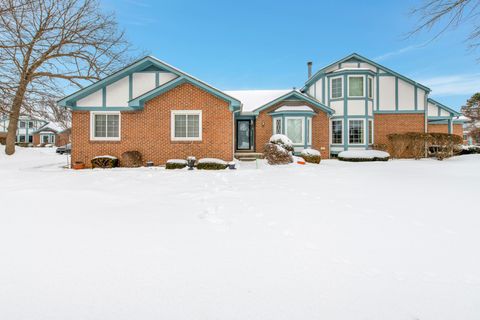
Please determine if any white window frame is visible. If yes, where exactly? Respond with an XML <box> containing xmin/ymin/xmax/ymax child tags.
<box><xmin>171</xmin><ymin>110</ymin><xmax>202</xmax><ymax>141</ymax></box>
<box><xmin>330</xmin><ymin>76</ymin><xmax>343</xmax><ymax>99</ymax></box>
<box><xmin>348</xmin><ymin>75</ymin><xmax>365</xmax><ymax>98</ymax></box>
<box><xmin>273</xmin><ymin>117</ymin><xmax>282</xmax><ymax>135</ymax></box>
<box><xmin>90</xmin><ymin>111</ymin><xmax>121</xmax><ymax>141</ymax></box>
<box><xmin>368</xmin><ymin>77</ymin><xmax>373</xmax><ymax>99</ymax></box>
<box><xmin>285</xmin><ymin>116</ymin><xmax>305</xmax><ymax>145</ymax></box>
<box><xmin>368</xmin><ymin>119</ymin><xmax>374</xmax><ymax>144</ymax></box>
<box><xmin>307</xmin><ymin>117</ymin><xmax>312</xmax><ymax>145</ymax></box>
<box><xmin>330</xmin><ymin>119</ymin><xmax>344</xmax><ymax>145</ymax></box>
<box><xmin>348</xmin><ymin>119</ymin><xmax>366</xmax><ymax>145</ymax></box>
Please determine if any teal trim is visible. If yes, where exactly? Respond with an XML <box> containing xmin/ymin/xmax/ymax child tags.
<box><xmin>326</xmin><ymin>70</ymin><xmax>376</xmax><ymax>77</ymax></box>
<box><xmin>374</xmin><ymin>110</ymin><xmax>425</xmax><ymax>114</ymax></box>
<box><xmin>155</xmin><ymin>72</ymin><xmax>160</xmax><ymax>87</ymax></box>
<box><xmin>102</xmin><ymin>87</ymin><xmax>106</xmax><ymax>107</ymax></box>
<box><xmin>327</xmin><ymin>77</ymin><xmax>330</xmax><ymax>106</ymax></box>
<box><xmin>395</xmin><ymin>77</ymin><xmax>398</xmax><ymax>111</ymax></box>
<box><xmin>251</xmin><ymin>90</ymin><xmax>334</xmax><ymax>115</ymax></box>
<box><xmin>128</xmin><ymin>74</ymin><xmax>133</xmax><ymax>100</ymax></box>
<box><xmin>343</xmin><ymin>74</ymin><xmax>348</xmax><ymax>150</ymax></box>
<box><xmin>376</xmin><ymin>67</ymin><xmax>380</xmax><ymax>111</ymax></box>
<box><xmin>428</xmin><ymin>116</ymin><xmax>453</xmax><ymax>120</ymax></box>
<box><xmin>321</xmin><ymin>76</ymin><xmax>325</xmax><ymax>104</ymax></box>
<box><xmin>70</xmin><ymin>106</ymin><xmax>139</xmax><ymax>111</ymax></box>
<box><xmin>128</xmin><ymin>76</ymin><xmax>241</xmax><ymax>111</ymax></box>
<box><xmin>365</xmin><ymin>77</ymin><xmax>369</xmax><ymax>147</ymax></box>
<box><xmin>268</xmin><ymin>111</ymin><xmax>316</xmax><ymax>116</ymax></box>
<box><xmin>414</xmin><ymin>86</ymin><xmax>418</xmax><ymax>111</ymax></box>
<box><xmin>331</xmin><ymin>115</ymin><xmax>373</xmax><ymax>119</ymax></box>
<box><xmin>58</xmin><ymin>56</ymin><xmax>241</xmax><ymax>109</ymax></box>
<box><xmin>305</xmin><ymin>53</ymin><xmax>431</xmax><ymax>93</ymax></box>
<box><xmin>448</xmin><ymin>119</ymin><xmax>452</xmax><ymax>134</ymax></box>
<box><xmin>427</xmin><ymin>98</ymin><xmax>460</xmax><ymax>116</ymax></box>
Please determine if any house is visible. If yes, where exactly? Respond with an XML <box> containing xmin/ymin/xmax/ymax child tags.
<box><xmin>32</xmin><ymin>122</ymin><xmax>70</xmax><ymax>147</ymax></box>
<box><xmin>59</xmin><ymin>54</ymin><xmax>463</xmax><ymax>167</ymax></box>
<box><xmin>0</xmin><ymin>114</ymin><xmax>48</xmax><ymax>144</ymax></box>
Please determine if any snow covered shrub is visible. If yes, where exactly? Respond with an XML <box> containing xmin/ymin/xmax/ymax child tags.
<box><xmin>91</xmin><ymin>155</ymin><xmax>118</xmax><ymax>168</ymax></box>
<box><xmin>121</xmin><ymin>151</ymin><xmax>143</xmax><ymax>167</ymax></box>
<box><xmin>196</xmin><ymin>158</ymin><xmax>228</xmax><ymax>170</ymax></box>
<box><xmin>264</xmin><ymin>143</ymin><xmax>293</xmax><ymax>165</ymax></box>
<box><xmin>338</xmin><ymin>150</ymin><xmax>390</xmax><ymax>162</ymax></box>
<box><xmin>459</xmin><ymin>145</ymin><xmax>480</xmax><ymax>155</ymax></box>
<box><xmin>166</xmin><ymin>159</ymin><xmax>188</xmax><ymax>169</ymax></box>
<box><xmin>300</xmin><ymin>148</ymin><xmax>321</xmax><ymax>164</ymax></box>
<box><xmin>269</xmin><ymin>134</ymin><xmax>294</xmax><ymax>152</ymax></box>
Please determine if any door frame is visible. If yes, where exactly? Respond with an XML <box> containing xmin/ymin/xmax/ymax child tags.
<box><xmin>235</xmin><ymin>118</ymin><xmax>255</xmax><ymax>151</ymax></box>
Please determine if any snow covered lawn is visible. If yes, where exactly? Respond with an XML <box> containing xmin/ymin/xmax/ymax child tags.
<box><xmin>1</xmin><ymin>147</ymin><xmax>479</xmax><ymax>320</ymax></box>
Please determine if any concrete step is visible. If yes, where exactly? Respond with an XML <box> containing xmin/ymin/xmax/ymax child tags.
<box><xmin>234</xmin><ymin>152</ymin><xmax>264</xmax><ymax>161</ymax></box>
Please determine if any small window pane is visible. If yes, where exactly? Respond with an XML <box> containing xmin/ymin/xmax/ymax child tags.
<box><xmin>368</xmin><ymin>78</ymin><xmax>373</xmax><ymax>98</ymax></box>
<box><xmin>349</xmin><ymin>120</ymin><xmax>364</xmax><ymax>144</ymax></box>
<box><xmin>187</xmin><ymin>114</ymin><xmax>199</xmax><ymax>138</ymax></box>
<box><xmin>174</xmin><ymin>115</ymin><xmax>187</xmax><ymax>138</ymax></box>
<box><xmin>332</xmin><ymin>78</ymin><xmax>342</xmax><ymax>99</ymax></box>
<box><xmin>349</xmin><ymin>77</ymin><xmax>364</xmax><ymax>97</ymax></box>
<box><xmin>94</xmin><ymin>114</ymin><xmax>107</xmax><ymax>137</ymax></box>
<box><xmin>286</xmin><ymin>118</ymin><xmax>303</xmax><ymax>144</ymax></box>
<box><xmin>19</xmin><ymin>135</ymin><xmax>25</xmax><ymax>142</ymax></box>
<box><xmin>274</xmin><ymin>118</ymin><xmax>282</xmax><ymax>134</ymax></box>
<box><xmin>332</xmin><ymin>120</ymin><xmax>343</xmax><ymax>144</ymax></box>
<box><xmin>106</xmin><ymin>115</ymin><xmax>119</xmax><ymax>137</ymax></box>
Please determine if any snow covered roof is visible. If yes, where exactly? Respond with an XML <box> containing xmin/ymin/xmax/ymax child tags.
<box><xmin>274</xmin><ymin>105</ymin><xmax>314</xmax><ymax>112</ymax></box>
<box><xmin>34</xmin><ymin>122</ymin><xmax>65</xmax><ymax>134</ymax></box>
<box><xmin>224</xmin><ymin>90</ymin><xmax>291</xmax><ymax>113</ymax></box>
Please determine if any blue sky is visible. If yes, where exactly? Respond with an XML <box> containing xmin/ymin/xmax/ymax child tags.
<box><xmin>103</xmin><ymin>0</ymin><xmax>480</xmax><ymax>110</ymax></box>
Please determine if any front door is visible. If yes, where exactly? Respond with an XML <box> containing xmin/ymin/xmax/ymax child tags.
<box><xmin>236</xmin><ymin>120</ymin><xmax>252</xmax><ymax>150</ymax></box>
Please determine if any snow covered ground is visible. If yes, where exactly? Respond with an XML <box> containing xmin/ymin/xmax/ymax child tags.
<box><xmin>0</xmin><ymin>146</ymin><xmax>479</xmax><ymax>320</ymax></box>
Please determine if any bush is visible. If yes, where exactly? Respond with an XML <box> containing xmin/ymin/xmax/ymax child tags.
<box><xmin>459</xmin><ymin>145</ymin><xmax>480</xmax><ymax>154</ymax></box>
<box><xmin>387</xmin><ymin>132</ymin><xmax>462</xmax><ymax>160</ymax></box>
<box><xmin>300</xmin><ymin>148</ymin><xmax>321</xmax><ymax>164</ymax></box>
<box><xmin>269</xmin><ymin>134</ymin><xmax>294</xmax><ymax>152</ymax></box>
<box><xmin>91</xmin><ymin>155</ymin><xmax>118</xmax><ymax>168</ymax></box>
<box><xmin>166</xmin><ymin>159</ymin><xmax>188</xmax><ymax>169</ymax></box>
<box><xmin>338</xmin><ymin>150</ymin><xmax>390</xmax><ymax>162</ymax></box>
<box><xmin>372</xmin><ymin>143</ymin><xmax>388</xmax><ymax>151</ymax></box>
<box><xmin>121</xmin><ymin>151</ymin><xmax>143</xmax><ymax>167</ymax></box>
<box><xmin>196</xmin><ymin>158</ymin><xmax>228</xmax><ymax>170</ymax></box>
<box><xmin>264</xmin><ymin>143</ymin><xmax>293</xmax><ymax>165</ymax></box>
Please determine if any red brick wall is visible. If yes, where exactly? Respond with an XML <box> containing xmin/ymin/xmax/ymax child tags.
<box><xmin>71</xmin><ymin>83</ymin><xmax>234</xmax><ymax>167</ymax></box>
<box><xmin>255</xmin><ymin>101</ymin><xmax>330</xmax><ymax>158</ymax></box>
<box><xmin>374</xmin><ymin>113</ymin><xmax>425</xmax><ymax>145</ymax></box>
<box><xmin>33</xmin><ymin>134</ymin><xmax>40</xmax><ymax>145</ymax></box>
<box><xmin>428</xmin><ymin>123</ymin><xmax>449</xmax><ymax>134</ymax></box>
<box><xmin>453</xmin><ymin>124</ymin><xmax>463</xmax><ymax>137</ymax></box>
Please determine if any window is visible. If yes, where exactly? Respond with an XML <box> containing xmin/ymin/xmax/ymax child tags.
<box><xmin>368</xmin><ymin>120</ymin><xmax>373</xmax><ymax>144</ymax></box>
<box><xmin>28</xmin><ymin>135</ymin><xmax>33</xmax><ymax>143</ymax></box>
<box><xmin>42</xmin><ymin>135</ymin><xmax>49</xmax><ymax>143</ymax></box>
<box><xmin>19</xmin><ymin>121</ymin><xmax>26</xmax><ymax>128</ymax></box>
<box><xmin>273</xmin><ymin>118</ymin><xmax>282</xmax><ymax>135</ymax></box>
<box><xmin>331</xmin><ymin>120</ymin><xmax>343</xmax><ymax>144</ymax></box>
<box><xmin>171</xmin><ymin>110</ymin><xmax>202</xmax><ymax>141</ymax></box>
<box><xmin>285</xmin><ymin>117</ymin><xmax>304</xmax><ymax>144</ymax></box>
<box><xmin>90</xmin><ymin>112</ymin><xmax>120</xmax><ymax>140</ymax></box>
<box><xmin>307</xmin><ymin>118</ymin><xmax>312</xmax><ymax>145</ymax></box>
<box><xmin>19</xmin><ymin>135</ymin><xmax>25</xmax><ymax>142</ymax></box>
<box><xmin>349</xmin><ymin>120</ymin><xmax>364</xmax><ymax>144</ymax></box>
<box><xmin>331</xmin><ymin>77</ymin><xmax>343</xmax><ymax>99</ymax></box>
<box><xmin>348</xmin><ymin>76</ymin><xmax>364</xmax><ymax>97</ymax></box>
<box><xmin>28</xmin><ymin>121</ymin><xmax>34</xmax><ymax>128</ymax></box>
<box><xmin>368</xmin><ymin>77</ymin><xmax>373</xmax><ymax>99</ymax></box>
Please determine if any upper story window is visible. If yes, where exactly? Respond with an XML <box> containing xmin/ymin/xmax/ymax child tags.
<box><xmin>349</xmin><ymin>76</ymin><xmax>364</xmax><ymax>97</ymax></box>
<box><xmin>331</xmin><ymin>77</ymin><xmax>343</xmax><ymax>99</ymax></box>
<box><xmin>171</xmin><ymin>110</ymin><xmax>202</xmax><ymax>141</ymax></box>
<box><xmin>368</xmin><ymin>77</ymin><xmax>373</xmax><ymax>99</ymax></box>
<box><xmin>19</xmin><ymin>121</ymin><xmax>26</xmax><ymax>128</ymax></box>
<box><xmin>331</xmin><ymin>120</ymin><xmax>343</xmax><ymax>144</ymax></box>
<box><xmin>90</xmin><ymin>112</ymin><xmax>120</xmax><ymax>141</ymax></box>
<box><xmin>28</xmin><ymin>121</ymin><xmax>34</xmax><ymax>128</ymax></box>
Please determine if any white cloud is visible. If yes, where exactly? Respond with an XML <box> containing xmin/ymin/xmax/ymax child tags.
<box><xmin>374</xmin><ymin>42</ymin><xmax>429</xmax><ymax>61</ymax></box>
<box><xmin>419</xmin><ymin>73</ymin><xmax>480</xmax><ymax>96</ymax></box>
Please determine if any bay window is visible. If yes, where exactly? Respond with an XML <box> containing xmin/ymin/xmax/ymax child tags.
<box><xmin>285</xmin><ymin>117</ymin><xmax>304</xmax><ymax>145</ymax></box>
<box><xmin>171</xmin><ymin>110</ymin><xmax>202</xmax><ymax>141</ymax></box>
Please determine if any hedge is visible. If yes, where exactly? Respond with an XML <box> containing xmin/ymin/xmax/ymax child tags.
<box><xmin>387</xmin><ymin>132</ymin><xmax>462</xmax><ymax>160</ymax></box>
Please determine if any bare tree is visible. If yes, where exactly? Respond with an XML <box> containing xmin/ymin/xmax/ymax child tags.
<box><xmin>0</xmin><ymin>0</ymin><xmax>131</xmax><ymax>155</ymax></box>
<box><xmin>410</xmin><ymin>0</ymin><xmax>480</xmax><ymax>51</ymax></box>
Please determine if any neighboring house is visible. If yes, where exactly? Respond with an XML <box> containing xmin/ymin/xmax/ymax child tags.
<box><xmin>59</xmin><ymin>54</ymin><xmax>463</xmax><ymax>166</ymax></box>
<box><xmin>32</xmin><ymin>122</ymin><xmax>70</xmax><ymax>147</ymax></box>
<box><xmin>459</xmin><ymin>116</ymin><xmax>480</xmax><ymax>145</ymax></box>
<box><xmin>0</xmin><ymin>114</ymin><xmax>48</xmax><ymax>143</ymax></box>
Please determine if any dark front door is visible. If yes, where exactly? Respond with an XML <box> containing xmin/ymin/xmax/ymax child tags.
<box><xmin>236</xmin><ymin>120</ymin><xmax>252</xmax><ymax>150</ymax></box>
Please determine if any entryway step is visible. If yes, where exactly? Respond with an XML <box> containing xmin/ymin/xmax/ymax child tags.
<box><xmin>234</xmin><ymin>152</ymin><xmax>264</xmax><ymax>161</ymax></box>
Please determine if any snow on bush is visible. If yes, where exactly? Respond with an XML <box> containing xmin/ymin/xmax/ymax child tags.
<box><xmin>91</xmin><ymin>155</ymin><xmax>119</xmax><ymax>168</ymax></box>
<box><xmin>300</xmin><ymin>148</ymin><xmax>321</xmax><ymax>164</ymax></box>
<box><xmin>264</xmin><ymin>143</ymin><xmax>293</xmax><ymax>165</ymax></box>
<box><xmin>166</xmin><ymin>159</ymin><xmax>188</xmax><ymax>170</ymax></box>
<box><xmin>197</xmin><ymin>158</ymin><xmax>228</xmax><ymax>170</ymax></box>
<box><xmin>269</xmin><ymin>134</ymin><xmax>293</xmax><ymax>152</ymax></box>
<box><xmin>338</xmin><ymin>150</ymin><xmax>390</xmax><ymax>162</ymax></box>
<box><xmin>121</xmin><ymin>151</ymin><xmax>143</xmax><ymax>167</ymax></box>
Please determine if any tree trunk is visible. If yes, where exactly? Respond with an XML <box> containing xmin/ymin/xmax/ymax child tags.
<box><xmin>5</xmin><ymin>81</ymin><xmax>29</xmax><ymax>155</ymax></box>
